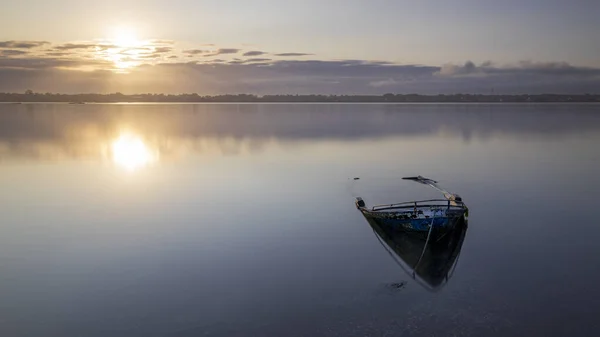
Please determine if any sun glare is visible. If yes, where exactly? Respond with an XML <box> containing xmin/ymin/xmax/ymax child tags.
<box><xmin>112</xmin><ymin>26</ymin><xmax>139</xmax><ymax>47</ymax></box>
<box><xmin>100</xmin><ymin>26</ymin><xmax>149</xmax><ymax>72</ymax></box>
<box><xmin>111</xmin><ymin>133</ymin><xmax>158</xmax><ymax>171</ymax></box>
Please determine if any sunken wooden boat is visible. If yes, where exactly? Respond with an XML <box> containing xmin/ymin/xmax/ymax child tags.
<box><xmin>366</xmin><ymin>211</ymin><xmax>468</xmax><ymax>291</ymax></box>
<box><xmin>355</xmin><ymin>176</ymin><xmax>468</xmax><ymax>241</ymax></box>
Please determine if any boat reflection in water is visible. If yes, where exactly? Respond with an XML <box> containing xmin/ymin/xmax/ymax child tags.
<box><xmin>366</xmin><ymin>213</ymin><xmax>468</xmax><ymax>291</ymax></box>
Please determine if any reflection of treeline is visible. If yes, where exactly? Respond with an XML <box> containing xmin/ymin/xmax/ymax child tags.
<box><xmin>1</xmin><ymin>91</ymin><xmax>599</xmax><ymax>103</ymax></box>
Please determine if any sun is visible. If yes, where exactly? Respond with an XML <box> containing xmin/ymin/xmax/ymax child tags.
<box><xmin>111</xmin><ymin>26</ymin><xmax>139</xmax><ymax>47</ymax></box>
<box><xmin>111</xmin><ymin>133</ymin><xmax>158</xmax><ymax>171</ymax></box>
<box><xmin>101</xmin><ymin>26</ymin><xmax>147</xmax><ymax>72</ymax></box>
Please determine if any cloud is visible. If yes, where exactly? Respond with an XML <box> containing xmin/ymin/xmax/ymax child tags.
<box><xmin>437</xmin><ymin>61</ymin><xmax>479</xmax><ymax>76</ymax></box>
<box><xmin>52</xmin><ymin>42</ymin><xmax>130</xmax><ymax>52</ymax></box>
<box><xmin>243</xmin><ymin>51</ymin><xmax>267</xmax><ymax>57</ymax></box>
<box><xmin>0</xmin><ymin>56</ymin><xmax>111</xmax><ymax>70</ymax></box>
<box><xmin>369</xmin><ymin>79</ymin><xmax>398</xmax><ymax>87</ymax></box>
<box><xmin>1</xmin><ymin>51</ymin><xmax>599</xmax><ymax>94</ymax></box>
<box><xmin>0</xmin><ymin>50</ymin><xmax>28</xmax><ymax>56</ymax></box>
<box><xmin>274</xmin><ymin>53</ymin><xmax>313</xmax><ymax>57</ymax></box>
<box><xmin>142</xmin><ymin>60</ymin><xmax>600</xmax><ymax>94</ymax></box>
<box><xmin>45</xmin><ymin>52</ymin><xmax>71</xmax><ymax>57</ymax></box>
<box><xmin>437</xmin><ymin>60</ymin><xmax>600</xmax><ymax>79</ymax></box>
<box><xmin>229</xmin><ymin>58</ymin><xmax>272</xmax><ymax>64</ymax></box>
<box><xmin>149</xmin><ymin>39</ymin><xmax>175</xmax><ymax>45</ymax></box>
<box><xmin>183</xmin><ymin>49</ymin><xmax>207</xmax><ymax>55</ymax></box>
<box><xmin>0</xmin><ymin>67</ymin><xmax>114</xmax><ymax>93</ymax></box>
<box><xmin>204</xmin><ymin>48</ymin><xmax>240</xmax><ymax>56</ymax></box>
<box><xmin>138</xmin><ymin>53</ymin><xmax>164</xmax><ymax>59</ymax></box>
<box><xmin>505</xmin><ymin>61</ymin><xmax>600</xmax><ymax>77</ymax></box>
<box><xmin>0</xmin><ymin>40</ymin><xmax>49</xmax><ymax>49</ymax></box>
<box><xmin>154</xmin><ymin>47</ymin><xmax>172</xmax><ymax>53</ymax></box>
<box><xmin>246</xmin><ymin>58</ymin><xmax>272</xmax><ymax>63</ymax></box>
<box><xmin>54</xmin><ymin>43</ymin><xmax>99</xmax><ymax>50</ymax></box>
<box><xmin>115</xmin><ymin>60</ymin><xmax>436</xmax><ymax>94</ymax></box>
<box><xmin>96</xmin><ymin>44</ymin><xmax>118</xmax><ymax>51</ymax></box>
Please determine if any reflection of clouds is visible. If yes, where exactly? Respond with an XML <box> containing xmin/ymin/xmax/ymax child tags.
<box><xmin>0</xmin><ymin>134</ymin><xmax>272</xmax><ymax>162</ymax></box>
<box><xmin>150</xmin><ymin>136</ymin><xmax>271</xmax><ymax>158</ymax></box>
<box><xmin>0</xmin><ymin>139</ymin><xmax>104</xmax><ymax>161</ymax></box>
<box><xmin>0</xmin><ymin>103</ymin><xmax>599</xmax><ymax>161</ymax></box>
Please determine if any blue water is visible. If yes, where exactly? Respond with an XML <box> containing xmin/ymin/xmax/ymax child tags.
<box><xmin>1</xmin><ymin>103</ymin><xmax>600</xmax><ymax>336</ymax></box>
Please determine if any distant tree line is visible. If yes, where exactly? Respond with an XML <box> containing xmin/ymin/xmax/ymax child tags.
<box><xmin>1</xmin><ymin>91</ymin><xmax>599</xmax><ymax>103</ymax></box>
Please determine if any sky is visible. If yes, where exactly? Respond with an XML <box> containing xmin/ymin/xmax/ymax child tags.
<box><xmin>0</xmin><ymin>0</ymin><xmax>598</xmax><ymax>94</ymax></box>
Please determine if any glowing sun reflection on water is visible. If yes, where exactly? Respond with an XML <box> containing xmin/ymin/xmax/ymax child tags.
<box><xmin>110</xmin><ymin>133</ymin><xmax>158</xmax><ymax>171</ymax></box>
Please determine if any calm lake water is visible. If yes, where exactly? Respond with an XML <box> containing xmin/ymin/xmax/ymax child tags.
<box><xmin>1</xmin><ymin>103</ymin><xmax>600</xmax><ymax>336</ymax></box>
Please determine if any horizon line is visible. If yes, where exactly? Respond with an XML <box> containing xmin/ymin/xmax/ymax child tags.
<box><xmin>1</xmin><ymin>92</ymin><xmax>599</xmax><ymax>103</ymax></box>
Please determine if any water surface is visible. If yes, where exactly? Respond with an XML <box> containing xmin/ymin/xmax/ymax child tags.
<box><xmin>1</xmin><ymin>103</ymin><xmax>600</xmax><ymax>336</ymax></box>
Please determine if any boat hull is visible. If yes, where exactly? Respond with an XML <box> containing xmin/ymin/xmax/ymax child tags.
<box><xmin>365</xmin><ymin>214</ymin><xmax>468</xmax><ymax>290</ymax></box>
<box><xmin>354</xmin><ymin>191</ymin><xmax>468</xmax><ymax>241</ymax></box>
<box><xmin>358</xmin><ymin>208</ymin><xmax>466</xmax><ymax>240</ymax></box>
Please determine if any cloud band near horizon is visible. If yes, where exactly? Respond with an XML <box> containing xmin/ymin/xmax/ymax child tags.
<box><xmin>0</xmin><ymin>40</ymin><xmax>599</xmax><ymax>94</ymax></box>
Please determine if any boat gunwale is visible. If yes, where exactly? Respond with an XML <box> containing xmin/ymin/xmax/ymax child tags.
<box><xmin>370</xmin><ymin>199</ymin><xmax>467</xmax><ymax>212</ymax></box>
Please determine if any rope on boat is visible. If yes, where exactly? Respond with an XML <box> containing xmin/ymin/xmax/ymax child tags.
<box><xmin>412</xmin><ymin>210</ymin><xmax>436</xmax><ymax>277</ymax></box>
<box><xmin>372</xmin><ymin>228</ymin><xmax>439</xmax><ymax>292</ymax></box>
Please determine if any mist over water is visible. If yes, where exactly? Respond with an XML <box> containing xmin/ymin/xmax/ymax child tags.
<box><xmin>1</xmin><ymin>103</ymin><xmax>600</xmax><ymax>336</ymax></box>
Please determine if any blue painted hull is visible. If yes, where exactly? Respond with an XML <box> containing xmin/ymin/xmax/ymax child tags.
<box><xmin>359</xmin><ymin>209</ymin><xmax>465</xmax><ymax>237</ymax></box>
<box><xmin>378</xmin><ymin>216</ymin><xmax>452</xmax><ymax>231</ymax></box>
<box><xmin>355</xmin><ymin>195</ymin><xmax>468</xmax><ymax>240</ymax></box>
